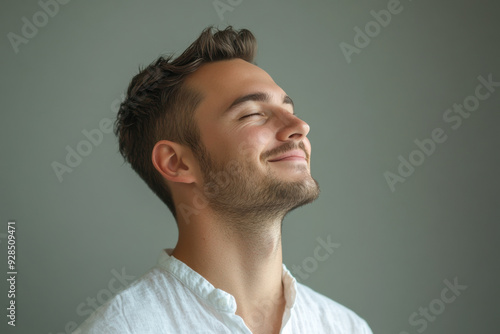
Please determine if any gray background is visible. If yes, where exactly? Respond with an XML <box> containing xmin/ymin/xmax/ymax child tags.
<box><xmin>1</xmin><ymin>0</ymin><xmax>499</xmax><ymax>333</ymax></box>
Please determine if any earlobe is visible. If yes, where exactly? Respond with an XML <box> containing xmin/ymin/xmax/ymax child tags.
<box><xmin>152</xmin><ymin>140</ymin><xmax>196</xmax><ymax>184</ymax></box>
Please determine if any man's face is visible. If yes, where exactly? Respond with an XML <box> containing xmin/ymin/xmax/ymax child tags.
<box><xmin>184</xmin><ymin>59</ymin><xmax>319</xmax><ymax>222</ymax></box>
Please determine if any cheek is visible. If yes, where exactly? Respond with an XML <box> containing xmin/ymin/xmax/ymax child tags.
<box><xmin>198</xmin><ymin>122</ymin><xmax>231</xmax><ymax>160</ymax></box>
<box><xmin>252</xmin><ymin>127</ymin><xmax>274</xmax><ymax>146</ymax></box>
<box><xmin>234</xmin><ymin>127</ymin><xmax>274</xmax><ymax>163</ymax></box>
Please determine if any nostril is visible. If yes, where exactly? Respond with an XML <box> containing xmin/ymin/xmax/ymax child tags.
<box><xmin>289</xmin><ymin>133</ymin><xmax>303</xmax><ymax>139</ymax></box>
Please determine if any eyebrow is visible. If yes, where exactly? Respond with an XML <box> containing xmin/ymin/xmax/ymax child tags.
<box><xmin>223</xmin><ymin>92</ymin><xmax>295</xmax><ymax>115</ymax></box>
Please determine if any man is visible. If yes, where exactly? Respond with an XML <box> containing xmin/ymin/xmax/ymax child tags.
<box><xmin>74</xmin><ymin>26</ymin><xmax>373</xmax><ymax>334</ymax></box>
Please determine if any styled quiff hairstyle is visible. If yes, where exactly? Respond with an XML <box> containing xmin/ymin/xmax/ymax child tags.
<box><xmin>114</xmin><ymin>26</ymin><xmax>257</xmax><ymax>220</ymax></box>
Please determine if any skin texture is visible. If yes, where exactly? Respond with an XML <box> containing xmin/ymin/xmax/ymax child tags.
<box><xmin>151</xmin><ymin>58</ymin><xmax>319</xmax><ymax>334</ymax></box>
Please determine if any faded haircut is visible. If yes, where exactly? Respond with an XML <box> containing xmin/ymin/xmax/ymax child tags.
<box><xmin>114</xmin><ymin>26</ymin><xmax>257</xmax><ymax>220</ymax></box>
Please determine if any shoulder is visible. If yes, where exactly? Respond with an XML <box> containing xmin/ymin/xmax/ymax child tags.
<box><xmin>73</xmin><ymin>292</ymin><xmax>130</xmax><ymax>334</ymax></box>
<box><xmin>73</xmin><ymin>266</ymin><xmax>186</xmax><ymax>334</ymax></box>
<box><xmin>293</xmin><ymin>281</ymin><xmax>373</xmax><ymax>334</ymax></box>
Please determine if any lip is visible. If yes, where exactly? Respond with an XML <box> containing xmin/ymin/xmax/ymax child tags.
<box><xmin>268</xmin><ymin>149</ymin><xmax>307</xmax><ymax>162</ymax></box>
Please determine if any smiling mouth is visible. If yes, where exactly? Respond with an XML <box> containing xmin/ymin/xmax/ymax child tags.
<box><xmin>268</xmin><ymin>149</ymin><xmax>308</xmax><ymax>162</ymax></box>
<box><xmin>269</xmin><ymin>156</ymin><xmax>307</xmax><ymax>162</ymax></box>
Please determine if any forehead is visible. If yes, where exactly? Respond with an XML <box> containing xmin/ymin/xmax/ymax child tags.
<box><xmin>184</xmin><ymin>59</ymin><xmax>286</xmax><ymax>115</ymax></box>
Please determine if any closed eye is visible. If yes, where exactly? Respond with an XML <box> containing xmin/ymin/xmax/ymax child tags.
<box><xmin>239</xmin><ymin>113</ymin><xmax>263</xmax><ymax>120</ymax></box>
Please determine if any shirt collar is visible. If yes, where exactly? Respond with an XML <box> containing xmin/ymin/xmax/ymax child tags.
<box><xmin>156</xmin><ymin>248</ymin><xmax>297</xmax><ymax>313</ymax></box>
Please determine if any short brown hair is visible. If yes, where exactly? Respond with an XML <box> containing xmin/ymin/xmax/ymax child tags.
<box><xmin>114</xmin><ymin>26</ymin><xmax>257</xmax><ymax>220</ymax></box>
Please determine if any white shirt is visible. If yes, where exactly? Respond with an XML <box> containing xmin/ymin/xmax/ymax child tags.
<box><xmin>74</xmin><ymin>249</ymin><xmax>373</xmax><ymax>333</ymax></box>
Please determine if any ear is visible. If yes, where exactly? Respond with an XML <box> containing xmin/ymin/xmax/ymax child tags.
<box><xmin>152</xmin><ymin>140</ymin><xmax>197</xmax><ymax>184</ymax></box>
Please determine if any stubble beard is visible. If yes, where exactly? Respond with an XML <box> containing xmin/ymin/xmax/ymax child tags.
<box><xmin>195</xmin><ymin>143</ymin><xmax>320</xmax><ymax>231</ymax></box>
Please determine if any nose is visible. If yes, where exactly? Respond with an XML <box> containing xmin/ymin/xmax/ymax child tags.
<box><xmin>275</xmin><ymin>110</ymin><xmax>310</xmax><ymax>142</ymax></box>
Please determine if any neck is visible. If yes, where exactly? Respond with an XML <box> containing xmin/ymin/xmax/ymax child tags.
<box><xmin>172</xmin><ymin>209</ymin><xmax>287</xmax><ymax>331</ymax></box>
